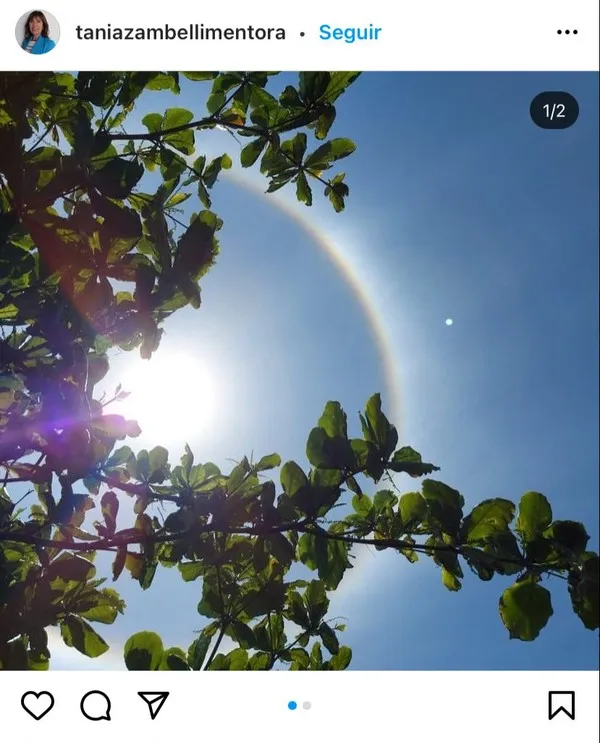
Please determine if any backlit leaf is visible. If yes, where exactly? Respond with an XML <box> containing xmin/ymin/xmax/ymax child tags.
<box><xmin>516</xmin><ymin>492</ymin><xmax>552</xmax><ymax>543</ymax></box>
<box><xmin>124</xmin><ymin>631</ymin><xmax>164</xmax><ymax>670</ymax></box>
<box><xmin>499</xmin><ymin>580</ymin><xmax>553</xmax><ymax>641</ymax></box>
<box><xmin>60</xmin><ymin>616</ymin><xmax>109</xmax><ymax>658</ymax></box>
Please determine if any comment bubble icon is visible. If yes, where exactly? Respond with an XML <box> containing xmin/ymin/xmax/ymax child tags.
<box><xmin>80</xmin><ymin>690</ymin><xmax>112</xmax><ymax>721</ymax></box>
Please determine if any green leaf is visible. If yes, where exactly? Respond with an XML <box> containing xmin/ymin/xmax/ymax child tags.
<box><xmin>266</xmin><ymin>533</ymin><xmax>295</xmax><ymax>567</ymax></box>
<box><xmin>311</xmin><ymin>109</ymin><xmax>335</xmax><ymax>143</ymax></box>
<box><xmin>285</xmin><ymin>590</ymin><xmax>310</xmax><ymax>629</ymax></box>
<box><xmin>183</xmin><ymin>72</ymin><xmax>218</xmax><ymax>81</ymax></box>
<box><xmin>290</xmin><ymin>132</ymin><xmax>308</xmax><ymax>163</ymax></box>
<box><xmin>298</xmin><ymin>534</ymin><xmax>349</xmax><ymax>591</ymax></box>
<box><xmin>330</xmin><ymin>646</ymin><xmax>352</xmax><ymax>670</ymax></box>
<box><xmin>289</xmin><ymin>648</ymin><xmax>310</xmax><ymax>670</ymax></box>
<box><xmin>142</xmin><ymin>113</ymin><xmax>162</xmax><ymax>133</ymax></box>
<box><xmin>143</xmin><ymin>108</ymin><xmax>195</xmax><ymax>154</ymax></box>
<box><xmin>253</xmin><ymin>538</ymin><xmax>270</xmax><ymax>573</ymax></box>
<box><xmin>345</xmin><ymin>474</ymin><xmax>362</xmax><ymax>495</ymax></box>
<box><xmin>180</xmin><ymin>444</ymin><xmax>194</xmax><ymax>478</ymax></box>
<box><xmin>304</xmin><ymin>138</ymin><xmax>356</xmax><ymax>170</ymax></box>
<box><xmin>47</xmin><ymin>554</ymin><xmax>96</xmax><ymax>583</ymax></box>
<box><xmin>421</xmin><ymin>479</ymin><xmax>464</xmax><ymax>536</ymax></box>
<box><xmin>124</xmin><ymin>631</ymin><xmax>164</xmax><ymax>670</ymax></box>
<box><xmin>296</xmin><ymin>171</ymin><xmax>312</xmax><ymax>206</ymax></box>
<box><xmin>462</xmin><ymin>498</ymin><xmax>515</xmax><ymax>543</ymax></box>
<box><xmin>442</xmin><ymin>567</ymin><xmax>462</xmax><ymax>592</ymax></box>
<box><xmin>78</xmin><ymin>592</ymin><xmax>121</xmax><ymax>624</ymax></box>
<box><xmin>241</xmin><ymin>138</ymin><xmax>267</xmax><ymax>167</ymax></box>
<box><xmin>304</xmin><ymin>427</ymin><xmax>329</xmax><ymax>469</ymax></box>
<box><xmin>389</xmin><ymin>447</ymin><xmax>440</xmax><ymax>477</ymax></box>
<box><xmin>363</xmin><ymin>393</ymin><xmax>398</xmax><ymax>459</ymax></box>
<box><xmin>163</xmin><ymin>107</ymin><xmax>194</xmax><ymax>129</ymax></box>
<box><xmin>226</xmin><ymin>648</ymin><xmax>248</xmax><ymax>670</ymax></box>
<box><xmin>148</xmin><ymin>446</ymin><xmax>169</xmax><ymax>471</ymax></box>
<box><xmin>324</xmin><ymin>173</ymin><xmax>349</xmax><ymax>213</ymax></box>
<box><xmin>482</xmin><ymin>531</ymin><xmax>523</xmax><ymax>575</ymax></box>
<box><xmin>187</xmin><ymin>631</ymin><xmax>212</xmax><ymax>670</ymax></box>
<box><xmin>105</xmin><ymin>445</ymin><xmax>133</xmax><ymax>469</ymax></box>
<box><xmin>462</xmin><ymin>547</ymin><xmax>495</xmax><ymax>581</ymax></box>
<box><xmin>281</xmin><ymin>461</ymin><xmax>309</xmax><ymax>496</ymax></box>
<box><xmin>318</xmin><ymin>623</ymin><xmax>340</xmax><ymax>655</ymax></box>
<box><xmin>544</xmin><ymin>520</ymin><xmax>590</xmax><ymax>558</ymax></box>
<box><xmin>146</xmin><ymin>73</ymin><xmax>179</xmax><ymax>92</ymax></box>
<box><xmin>568</xmin><ymin>552</ymin><xmax>599</xmax><ymax>630</ymax></box>
<box><xmin>91</xmin><ymin>157</ymin><xmax>144</xmax><ymax>199</ymax></box>
<box><xmin>352</xmin><ymin>493</ymin><xmax>373</xmax><ymax>517</ymax></box>
<box><xmin>160</xmin><ymin>149</ymin><xmax>188</xmax><ymax>180</ymax></box>
<box><xmin>306</xmin><ymin>427</ymin><xmax>354</xmax><ymax>471</ymax></box>
<box><xmin>197</xmin><ymin>581</ymin><xmax>225</xmax><ymax>618</ymax></box>
<box><xmin>240</xmin><ymin>581</ymin><xmax>286</xmax><ymax>619</ymax></box>
<box><xmin>499</xmin><ymin>580</ymin><xmax>554</xmax><ymax>641</ymax></box>
<box><xmin>100</xmin><ymin>491</ymin><xmax>119</xmax><ymax>536</ymax></box>
<box><xmin>60</xmin><ymin>616</ymin><xmax>109</xmax><ymax>658</ymax></box>
<box><xmin>318</xmin><ymin>401</ymin><xmax>348</xmax><ymax>439</ymax></box>
<box><xmin>516</xmin><ymin>492</ymin><xmax>552</xmax><ymax>542</ymax></box>
<box><xmin>160</xmin><ymin>647</ymin><xmax>190</xmax><ymax>670</ymax></box>
<box><xmin>133</xmin><ymin>450</ymin><xmax>149</xmax><ymax>481</ymax></box>
<box><xmin>399</xmin><ymin>492</ymin><xmax>427</xmax><ymax>531</ymax></box>
<box><xmin>174</xmin><ymin>212</ymin><xmax>218</xmax><ymax>279</ymax></box>
<box><xmin>304</xmin><ymin>580</ymin><xmax>329</xmax><ymax>627</ymax></box>
<box><xmin>230</xmin><ymin>621</ymin><xmax>256</xmax><ymax>649</ymax></box>
<box><xmin>206</xmin><ymin>653</ymin><xmax>229</xmax><ymax>670</ymax></box>
<box><xmin>256</xmin><ymin>453</ymin><xmax>281</xmax><ymax>471</ymax></box>
<box><xmin>322</xmin><ymin>72</ymin><xmax>361</xmax><ymax>103</ymax></box>
<box><xmin>91</xmin><ymin>415</ymin><xmax>142</xmax><ymax>440</ymax></box>
<box><xmin>320</xmin><ymin>535</ymin><xmax>351</xmax><ymax>590</ymax></box>
<box><xmin>203</xmin><ymin>154</ymin><xmax>232</xmax><ymax>189</ymax></box>
<box><xmin>112</xmin><ymin>548</ymin><xmax>127</xmax><ymax>581</ymax></box>
<box><xmin>178</xmin><ymin>562</ymin><xmax>204</xmax><ymax>582</ymax></box>
<box><xmin>206</xmin><ymin>91</ymin><xmax>226</xmax><ymax>114</ymax></box>
<box><xmin>299</xmin><ymin>72</ymin><xmax>331</xmax><ymax>102</ymax></box>
<box><xmin>148</xmin><ymin>445</ymin><xmax>169</xmax><ymax>480</ymax></box>
<box><xmin>248</xmin><ymin>652</ymin><xmax>272</xmax><ymax>670</ymax></box>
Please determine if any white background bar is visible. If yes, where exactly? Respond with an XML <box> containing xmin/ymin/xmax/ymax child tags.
<box><xmin>0</xmin><ymin>1</ymin><xmax>598</xmax><ymax>71</ymax></box>
<box><xmin>0</xmin><ymin>671</ymin><xmax>598</xmax><ymax>743</ymax></box>
<box><xmin>1</xmin><ymin>671</ymin><xmax>598</xmax><ymax>741</ymax></box>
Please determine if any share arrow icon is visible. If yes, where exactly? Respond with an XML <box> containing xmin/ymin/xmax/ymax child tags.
<box><xmin>137</xmin><ymin>691</ymin><xmax>170</xmax><ymax>720</ymax></box>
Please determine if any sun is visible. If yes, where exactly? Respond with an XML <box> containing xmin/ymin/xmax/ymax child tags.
<box><xmin>112</xmin><ymin>347</ymin><xmax>220</xmax><ymax>445</ymax></box>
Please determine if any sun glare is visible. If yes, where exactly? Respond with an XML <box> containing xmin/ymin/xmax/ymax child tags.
<box><xmin>113</xmin><ymin>349</ymin><xmax>220</xmax><ymax>445</ymax></box>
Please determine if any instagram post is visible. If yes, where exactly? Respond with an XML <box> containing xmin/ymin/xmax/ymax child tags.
<box><xmin>0</xmin><ymin>2</ymin><xmax>599</xmax><ymax>741</ymax></box>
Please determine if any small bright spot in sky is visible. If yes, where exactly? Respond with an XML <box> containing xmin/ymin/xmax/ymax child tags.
<box><xmin>445</xmin><ymin>318</ymin><xmax>454</xmax><ymax>326</ymax></box>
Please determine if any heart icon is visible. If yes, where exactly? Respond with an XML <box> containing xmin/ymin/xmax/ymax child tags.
<box><xmin>21</xmin><ymin>691</ymin><xmax>55</xmax><ymax>720</ymax></box>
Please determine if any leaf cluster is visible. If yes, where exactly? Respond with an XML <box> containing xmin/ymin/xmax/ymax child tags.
<box><xmin>1</xmin><ymin>72</ymin><xmax>596</xmax><ymax>670</ymax></box>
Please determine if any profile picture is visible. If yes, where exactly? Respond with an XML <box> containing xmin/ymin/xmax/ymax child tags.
<box><xmin>16</xmin><ymin>9</ymin><xmax>60</xmax><ymax>55</ymax></box>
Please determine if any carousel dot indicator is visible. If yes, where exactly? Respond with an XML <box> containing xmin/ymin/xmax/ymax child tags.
<box><xmin>302</xmin><ymin>701</ymin><xmax>312</xmax><ymax>710</ymax></box>
<box><xmin>288</xmin><ymin>701</ymin><xmax>297</xmax><ymax>710</ymax></box>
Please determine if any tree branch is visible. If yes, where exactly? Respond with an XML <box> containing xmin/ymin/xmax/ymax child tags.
<box><xmin>0</xmin><ymin>516</ymin><xmax>566</xmax><ymax>577</ymax></box>
<box><xmin>203</xmin><ymin>620</ymin><xmax>228</xmax><ymax>670</ymax></box>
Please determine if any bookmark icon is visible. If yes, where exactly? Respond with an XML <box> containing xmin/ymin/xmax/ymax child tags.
<box><xmin>137</xmin><ymin>691</ymin><xmax>170</xmax><ymax>720</ymax></box>
<box><xmin>548</xmin><ymin>691</ymin><xmax>575</xmax><ymax>721</ymax></box>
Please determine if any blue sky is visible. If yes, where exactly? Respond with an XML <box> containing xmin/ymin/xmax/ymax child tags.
<box><xmin>27</xmin><ymin>71</ymin><xmax>600</xmax><ymax>670</ymax></box>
